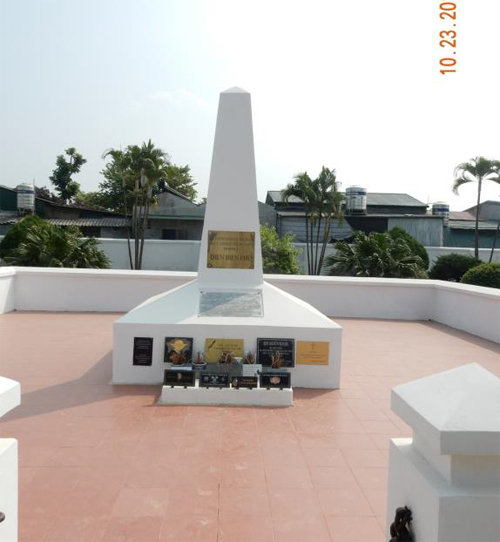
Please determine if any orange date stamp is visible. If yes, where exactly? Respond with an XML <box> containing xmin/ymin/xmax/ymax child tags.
<box><xmin>439</xmin><ymin>2</ymin><xmax>457</xmax><ymax>73</ymax></box>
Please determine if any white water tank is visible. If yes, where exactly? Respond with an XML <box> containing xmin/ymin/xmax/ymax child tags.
<box><xmin>345</xmin><ymin>186</ymin><xmax>367</xmax><ymax>214</ymax></box>
<box><xmin>16</xmin><ymin>183</ymin><xmax>35</xmax><ymax>214</ymax></box>
<box><xmin>432</xmin><ymin>202</ymin><xmax>450</xmax><ymax>226</ymax></box>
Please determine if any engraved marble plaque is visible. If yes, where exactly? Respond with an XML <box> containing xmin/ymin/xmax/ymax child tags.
<box><xmin>199</xmin><ymin>290</ymin><xmax>263</xmax><ymax>317</ymax></box>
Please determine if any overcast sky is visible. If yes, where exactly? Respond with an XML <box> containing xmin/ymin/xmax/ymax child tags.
<box><xmin>1</xmin><ymin>0</ymin><xmax>499</xmax><ymax>210</ymax></box>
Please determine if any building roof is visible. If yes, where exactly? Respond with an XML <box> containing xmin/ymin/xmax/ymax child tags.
<box><xmin>267</xmin><ymin>190</ymin><xmax>427</xmax><ymax>207</ymax></box>
<box><xmin>448</xmin><ymin>219</ymin><xmax>498</xmax><ymax>231</ymax></box>
<box><xmin>277</xmin><ymin>211</ymin><xmax>441</xmax><ymax>219</ymax></box>
<box><xmin>0</xmin><ymin>216</ymin><xmax>130</xmax><ymax>227</ymax></box>
<box><xmin>449</xmin><ymin>211</ymin><xmax>475</xmax><ymax>221</ymax></box>
<box><xmin>47</xmin><ymin>218</ymin><xmax>130</xmax><ymax>227</ymax></box>
<box><xmin>465</xmin><ymin>200</ymin><xmax>500</xmax><ymax>212</ymax></box>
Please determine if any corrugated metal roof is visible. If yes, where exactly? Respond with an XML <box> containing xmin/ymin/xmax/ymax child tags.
<box><xmin>267</xmin><ymin>190</ymin><xmax>427</xmax><ymax>207</ymax></box>
<box><xmin>47</xmin><ymin>218</ymin><xmax>130</xmax><ymax>227</ymax></box>
<box><xmin>449</xmin><ymin>211</ymin><xmax>475</xmax><ymax>221</ymax></box>
<box><xmin>448</xmin><ymin>220</ymin><xmax>497</xmax><ymax>231</ymax></box>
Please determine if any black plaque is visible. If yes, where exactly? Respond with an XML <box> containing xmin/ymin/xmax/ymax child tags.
<box><xmin>231</xmin><ymin>376</ymin><xmax>258</xmax><ymax>389</ymax></box>
<box><xmin>164</xmin><ymin>369</ymin><xmax>196</xmax><ymax>387</ymax></box>
<box><xmin>164</xmin><ymin>337</ymin><xmax>193</xmax><ymax>364</ymax></box>
<box><xmin>260</xmin><ymin>372</ymin><xmax>291</xmax><ymax>390</ymax></box>
<box><xmin>133</xmin><ymin>337</ymin><xmax>153</xmax><ymax>366</ymax></box>
<box><xmin>257</xmin><ymin>338</ymin><xmax>295</xmax><ymax>368</ymax></box>
<box><xmin>200</xmin><ymin>372</ymin><xmax>230</xmax><ymax>388</ymax></box>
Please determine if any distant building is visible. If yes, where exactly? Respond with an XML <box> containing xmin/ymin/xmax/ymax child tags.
<box><xmin>0</xmin><ymin>184</ymin><xmax>129</xmax><ymax>237</ymax></box>
<box><xmin>446</xmin><ymin>207</ymin><xmax>498</xmax><ymax>248</ymax></box>
<box><xmin>0</xmin><ymin>184</ymin><xmax>277</xmax><ymax>241</ymax></box>
<box><xmin>265</xmin><ymin>190</ymin><xmax>444</xmax><ymax>246</ymax></box>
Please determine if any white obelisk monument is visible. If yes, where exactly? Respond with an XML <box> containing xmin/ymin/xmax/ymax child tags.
<box><xmin>113</xmin><ymin>87</ymin><xmax>342</xmax><ymax>394</ymax></box>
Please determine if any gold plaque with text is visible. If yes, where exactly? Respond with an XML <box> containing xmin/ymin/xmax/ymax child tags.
<box><xmin>205</xmin><ymin>338</ymin><xmax>244</xmax><ymax>363</ymax></box>
<box><xmin>296</xmin><ymin>341</ymin><xmax>329</xmax><ymax>365</ymax></box>
<box><xmin>207</xmin><ymin>230</ymin><xmax>255</xmax><ymax>269</ymax></box>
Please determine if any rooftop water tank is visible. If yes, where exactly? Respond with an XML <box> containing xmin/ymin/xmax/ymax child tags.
<box><xmin>345</xmin><ymin>186</ymin><xmax>367</xmax><ymax>214</ymax></box>
<box><xmin>432</xmin><ymin>202</ymin><xmax>450</xmax><ymax>226</ymax></box>
<box><xmin>16</xmin><ymin>183</ymin><xmax>35</xmax><ymax>214</ymax></box>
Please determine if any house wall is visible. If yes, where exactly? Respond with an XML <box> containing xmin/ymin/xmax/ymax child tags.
<box><xmin>388</xmin><ymin>217</ymin><xmax>443</xmax><ymax>247</ymax></box>
<box><xmin>147</xmin><ymin>219</ymin><xmax>203</xmax><ymax>240</ymax></box>
<box><xmin>443</xmin><ymin>228</ymin><xmax>497</xmax><ymax>249</ymax></box>
<box><xmin>278</xmin><ymin>216</ymin><xmax>352</xmax><ymax>243</ymax></box>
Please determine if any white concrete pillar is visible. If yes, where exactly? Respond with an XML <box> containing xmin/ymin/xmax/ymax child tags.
<box><xmin>0</xmin><ymin>377</ymin><xmax>21</xmax><ymax>542</ymax></box>
<box><xmin>387</xmin><ymin>364</ymin><xmax>500</xmax><ymax>542</ymax></box>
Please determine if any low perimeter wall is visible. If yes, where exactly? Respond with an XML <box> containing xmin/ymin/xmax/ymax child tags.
<box><xmin>0</xmin><ymin>267</ymin><xmax>498</xmax><ymax>343</ymax></box>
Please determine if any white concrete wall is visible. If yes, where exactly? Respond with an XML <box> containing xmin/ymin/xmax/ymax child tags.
<box><xmin>1</xmin><ymin>236</ymin><xmax>499</xmax><ymax>272</ymax></box>
<box><xmin>0</xmin><ymin>268</ymin><xmax>15</xmax><ymax>314</ymax></box>
<box><xmin>1</xmin><ymin>268</ymin><xmax>499</xmax><ymax>343</ymax></box>
<box><xmin>0</xmin><ymin>378</ymin><xmax>21</xmax><ymax>542</ymax></box>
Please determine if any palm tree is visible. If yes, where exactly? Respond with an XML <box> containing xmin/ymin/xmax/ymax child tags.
<box><xmin>102</xmin><ymin>140</ymin><xmax>170</xmax><ymax>269</ymax></box>
<box><xmin>453</xmin><ymin>157</ymin><xmax>500</xmax><ymax>259</ymax></box>
<box><xmin>3</xmin><ymin>221</ymin><xmax>110</xmax><ymax>268</ymax></box>
<box><xmin>324</xmin><ymin>231</ymin><xmax>425</xmax><ymax>278</ymax></box>
<box><xmin>283</xmin><ymin>167</ymin><xmax>344</xmax><ymax>275</ymax></box>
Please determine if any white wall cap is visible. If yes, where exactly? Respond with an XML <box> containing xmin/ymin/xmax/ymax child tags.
<box><xmin>391</xmin><ymin>363</ymin><xmax>500</xmax><ymax>455</ymax></box>
<box><xmin>0</xmin><ymin>376</ymin><xmax>21</xmax><ymax>418</ymax></box>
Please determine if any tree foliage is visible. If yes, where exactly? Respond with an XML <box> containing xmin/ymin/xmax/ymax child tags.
<box><xmin>260</xmin><ymin>224</ymin><xmax>300</xmax><ymax>274</ymax></box>
<box><xmin>324</xmin><ymin>231</ymin><xmax>427</xmax><ymax>278</ymax></box>
<box><xmin>452</xmin><ymin>156</ymin><xmax>500</xmax><ymax>259</ymax></box>
<box><xmin>0</xmin><ymin>216</ymin><xmax>110</xmax><ymax>268</ymax></box>
<box><xmin>49</xmin><ymin>147</ymin><xmax>87</xmax><ymax>203</ymax></box>
<box><xmin>389</xmin><ymin>227</ymin><xmax>429</xmax><ymax>270</ymax></box>
<box><xmin>97</xmin><ymin>154</ymin><xmax>197</xmax><ymax>213</ymax></box>
<box><xmin>461</xmin><ymin>262</ymin><xmax>500</xmax><ymax>289</ymax></box>
<box><xmin>429</xmin><ymin>253</ymin><xmax>482</xmax><ymax>282</ymax></box>
<box><xmin>283</xmin><ymin>166</ymin><xmax>344</xmax><ymax>275</ymax></box>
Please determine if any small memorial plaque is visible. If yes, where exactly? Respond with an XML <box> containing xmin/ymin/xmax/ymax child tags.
<box><xmin>257</xmin><ymin>338</ymin><xmax>295</xmax><ymax>368</ymax></box>
<box><xmin>207</xmin><ymin>230</ymin><xmax>255</xmax><ymax>269</ymax></box>
<box><xmin>164</xmin><ymin>369</ymin><xmax>196</xmax><ymax>387</ymax></box>
<box><xmin>296</xmin><ymin>341</ymin><xmax>329</xmax><ymax>365</ymax></box>
<box><xmin>133</xmin><ymin>337</ymin><xmax>153</xmax><ymax>366</ymax></box>
<box><xmin>199</xmin><ymin>290</ymin><xmax>263</xmax><ymax>317</ymax></box>
<box><xmin>200</xmin><ymin>372</ymin><xmax>230</xmax><ymax>388</ymax></box>
<box><xmin>164</xmin><ymin>337</ymin><xmax>193</xmax><ymax>364</ymax></box>
<box><xmin>205</xmin><ymin>338</ymin><xmax>244</xmax><ymax>363</ymax></box>
<box><xmin>260</xmin><ymin>372</ymin><xmax>291</xmax><ymax>390</ymax></box>
<box><xmin>231</xmin><ymin>376</ymin><xmax>258</xmax><ymax>389</ymax></box>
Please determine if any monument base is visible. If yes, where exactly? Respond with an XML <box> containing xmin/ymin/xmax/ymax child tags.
<box><xmin>113</xmin><ymin>280</ymin><xmax>342</xmax><ymax>389</ymax></box>
<box><xmin>159</xmin><ymin>384</ymin><xmax>293</xmax><ymax>407</ymax></box>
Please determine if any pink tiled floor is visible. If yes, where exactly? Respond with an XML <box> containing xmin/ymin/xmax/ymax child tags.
<box><xmin>0</xmin><ymin>312</ymin><xmax>499</xmax><ymax>542</ymax></box>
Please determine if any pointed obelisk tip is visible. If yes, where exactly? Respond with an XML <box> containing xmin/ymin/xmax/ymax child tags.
<box><xmin>221</xmin><ymin>86</ymin><xmax>249</xmax><ymax>94</ymax></box>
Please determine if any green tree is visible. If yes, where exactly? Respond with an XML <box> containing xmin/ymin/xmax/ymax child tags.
<box><xmin>49</xmin><ymin>147</ymin><xmax>87</xmax><ymax>203</ymax></box>
<box><xmin>260</xmin><ymin>224</ymin><xmax>300</xmax><ymax>274</ymax></box>
<box><xmin>101</xmin><ymin>140</ymin><xmax>174</xmax><ymax>269</ymax></box>
<box><xmin>324</xmin><ymin>231</ymin><xmax>426</xmax><ymax>278</ymax></box>
<box><xmin>283</xmin><ymin>167</ymin><xmax>344</xmax><ymax>275</ymax></box>
<box><xmin>163</xmin><ymin>164</ymin><xmax>198</xmax><ymax>201</ymax></box>
<box><xmin>0</xmin><ymin>216</ymin><xmax>110</xmax><ymax>268</ymax></box>
<box><xmin>452</xmin><ymin>157</ymin><xmax>500</xmax><ymax>258</ymax></box>
<box><xmin>461</xmin><ymin>262</ymin><xmax>500</xmax><ymax>289</ymax></box>
<box><xmin>389</xmin><ymin>227</ymin><xmax>429</xmax><ymax>270</ymax></box>
<box><xmin>429</xmin><ymin>253</ymin><xmax>482</xmax><ymax>282</ymax></box>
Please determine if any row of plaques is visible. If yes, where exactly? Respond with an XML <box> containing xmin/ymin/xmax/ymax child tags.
<box><xmin>133</xmin><ymin>337</ymin><xmax>329</xmax><ymax>367</ymax></box>
<box><xmin>164</xmin><ymin>369</ymin><xmax>291</xmax><ymax>390</ymax></box>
